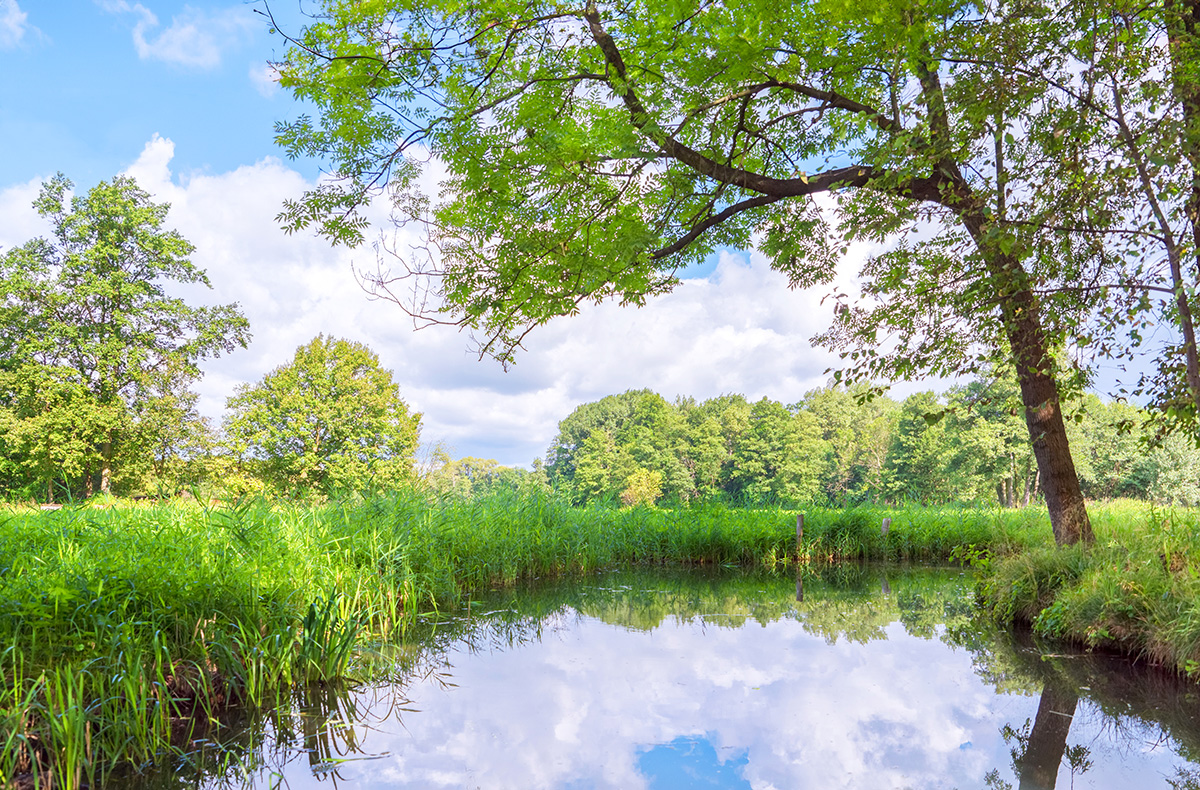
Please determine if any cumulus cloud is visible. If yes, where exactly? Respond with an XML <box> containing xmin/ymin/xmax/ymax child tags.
<box><xmin>101</xmin><ymin>1</ymin><xmax>255</xmax><ymax>68</ymax></box>
<box><xmin>0</xmin><ymin>0</ymin><xmax>39</xmax><ymax>49</ymax></box>
<box><xmin>105</xmin><ymin>135</ymin><xmax>872</xmax><ymax>466</ymax></box>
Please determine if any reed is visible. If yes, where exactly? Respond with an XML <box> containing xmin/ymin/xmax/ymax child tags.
<box><xmin>0</xmin><ymin>490</ymin><xmax>1151</xmax><ymax>787</ymax></box>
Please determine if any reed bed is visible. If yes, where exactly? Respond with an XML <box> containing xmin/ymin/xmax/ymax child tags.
<box><xmin>0</xmin><ymin>490</ymin><xmax>1124</xmax><ymax>787</ymax></box>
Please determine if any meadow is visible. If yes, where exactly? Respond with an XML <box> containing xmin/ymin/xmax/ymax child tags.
<box><xmin>0</xmin><ymin>492</ymin><xmax>1192</xmax><ymax>787</ymax></box>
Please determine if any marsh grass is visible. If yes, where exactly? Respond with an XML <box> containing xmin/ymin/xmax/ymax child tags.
<box><xmin>0</xmin><ymin>490</ymin><xmax>1151</xmax><ymax>787</ymax></box>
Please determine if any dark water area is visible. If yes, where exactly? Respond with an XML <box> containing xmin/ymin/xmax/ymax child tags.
<box><xmin>130</xmin><ymin>565</ymin><xmax>1200</xmax><ymax>789</ymax></box>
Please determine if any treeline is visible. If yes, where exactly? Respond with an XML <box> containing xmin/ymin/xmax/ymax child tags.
<box><xmin>542</xmin><ymin>380</ymin><xmax>1200</xmax><ymax>509</ymax></box>
<box><xmin>0</xmin><ymin>333</ymin><xmax>423</xmax><ymax>503</ymax></box>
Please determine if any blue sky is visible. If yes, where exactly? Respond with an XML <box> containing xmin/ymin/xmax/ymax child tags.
<box><xmin>0</xmin><ymin>1</ymin><xmax>316</xmax><ymax>186</ymax></box>
<box><xmin>0</xmin><ymin>0</ymin><xmax>842</xmax><ymax>467</ymax></box>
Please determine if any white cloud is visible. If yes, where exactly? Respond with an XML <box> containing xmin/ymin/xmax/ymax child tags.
<box><xmin>249</xmin><ymin>62</ymin><xmax>280</xmax><ymax>97</ymax></box>
<box><xmin>101</xmin><ymin>2</ymin><xmax>255</xmax><ymax>68</ymax></box>
<box><xmin>0</xmin><ymin>174</ymin><xmax>52</xmax><ymax>250</ymax></box>
<box><xmin>0</xmin><ymin>0</ymin><xmax>39</xmax><ymax>49</ymax></box>
<box><xmin>108</xmin><ymin>136</ymin><xmax>870</xmax><ymax>467</ymax></box>
<box><xmin>224</xmin><ymin>608</ymin><xmax>1031</xmax><ymax>789</ymax></box>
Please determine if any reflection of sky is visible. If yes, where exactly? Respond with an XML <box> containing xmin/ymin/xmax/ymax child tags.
<box><xmin>224</xmin><ymin>611</ymin><xmax>1192</xmax><ymax>790</ymax></box>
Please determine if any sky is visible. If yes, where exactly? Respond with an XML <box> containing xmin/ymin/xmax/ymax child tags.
<box><xmin>0</xmin><ymin>0</ymin><xmax>914</xmax><ymax>468</ymax></box>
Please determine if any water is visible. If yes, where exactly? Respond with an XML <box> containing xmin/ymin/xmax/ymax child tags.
<box><xmin>132</xmin><ymin>565</ymin><xmax>1200</xmax><ymax>789</ymax></box>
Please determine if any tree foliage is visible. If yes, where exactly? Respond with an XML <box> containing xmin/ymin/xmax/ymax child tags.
<box><xmin>224</xmin><ymin>335</ymin><xmax>421</xmax><ymax>495</ymax></box>
<box><xmin>544</xmin><ymin>381</ymin><xmax>1200</xmax><ymax>508</ymax></box>
<box><xmin>269</xmin><ymin>0</ymin><xmax>1200</xmax><ymax>542</ymax></box>
<box><xmin>426</xmin><ymin>450</ymin><xmax>546</xmax><ymax>498</ymax></box>
<box><xmin>0</xmin><ymin>174</ymin><xmax>249</xmax><ymax>499</ymax></box>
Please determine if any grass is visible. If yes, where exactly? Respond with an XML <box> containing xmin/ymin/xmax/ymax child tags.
<box><xmin>0</xmin><ymin>490</ymin><xmax>1172</xmax><ymax>787</ymax></box>
<box><xmin>980</xmin><ymin>500</ymin><xmax>1200</xmax><ymax>676</ymax></box>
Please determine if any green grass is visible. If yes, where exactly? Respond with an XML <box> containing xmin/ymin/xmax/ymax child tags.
<box><xmin>981</xmin><ymin>500</ymin><xmax>1200</xmax><ymax>675</ymax></box>
<box><xmin>0</xmin><ymin>490</ymin><xmax>1161</xmax><ymax>787</ymax></box>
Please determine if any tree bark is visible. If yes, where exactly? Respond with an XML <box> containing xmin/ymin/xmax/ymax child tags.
<box><xmin>1000</xmin><ymin>285</ymin><xmax>1092</xmax><ymax>543</ymax></box>
<box><xmin>962</xmin><ymin>217</ymin><xmax>1094</xmax><ymax>545</ymax></box>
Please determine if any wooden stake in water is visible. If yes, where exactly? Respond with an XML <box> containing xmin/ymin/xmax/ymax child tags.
<box><xmin>881</xmin><ymin>517</ymin><xmax>892</xmax><ymax>536</ymax></box>
<box><xmin>797</xmin><ymin>513</ymin><xmax>804</xmax><ymax>548</ymax></box>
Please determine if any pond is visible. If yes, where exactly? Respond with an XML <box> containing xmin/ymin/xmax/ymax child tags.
<box><xmin>133</xmin><ymin>565</ymin><xmax>1200</xmax><ymax>789</ymax></box>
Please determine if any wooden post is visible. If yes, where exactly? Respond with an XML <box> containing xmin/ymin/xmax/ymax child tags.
<box><xmin>796</xmin><ymin>573</ymin><xmax>804</xmax><ymax>603</ymax></box>
<box><xmin>797</xmin><ymin>513</ymin><xmax>804</xmax><ymax>548</ymax></box>
<box><xmin>881</xmin><ymin>517</ymin><xmax>892</xmax><ymax>536</ymax></box>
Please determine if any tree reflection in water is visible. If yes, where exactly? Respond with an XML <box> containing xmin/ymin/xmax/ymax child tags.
<box><xmin>992</xmin><ymin>678</ymin><xmax>1085</xmax><ymax>790</ymax></box>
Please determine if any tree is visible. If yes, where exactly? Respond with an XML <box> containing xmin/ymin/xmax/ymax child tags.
<box><xmin>1005</xmin><ymin>0</ymin><xmax>1200</xmax><ymax>432</ymax></box>
<box><xmin>620</xmin><ymin>467</ymin><xmax>663</xmax><ymax>508</ymax></box>
<box><xmin>570</xmin><ymin>429</ymin><xmax>637</xmax><ymax>504</ymax></box>
<box><xmin>269</xmin><ymin>0</ymin><xmax>1109</xmax><ymax>543</ymax></box>
<box><xmin>0</xmin><ymin>174</ymin><xmax>249</xmax><ymax>498</ymax></box>
<box><xmin>426</xmin><ymin>451</ymin><xmax>536</xmax><ymax>498</ymax></box>
<box><xmin>887</xmin><ymin>392</ymin><xmax>954</xmax><ymax>505</ymax></box>
<box><xmin>224</xmin><ymin>335</ymin><xmax>421</xmax><ymax>495</ymax></box>
<box><xmin>944</xmin><ymin>372</ymin><xmax>1040</xmax><ymax>507</ymax></box>
<box><xmin>802</xmin><ymin>384</ymin><xmax>899</xmax><ymax>504</ymax></box>
<box><xmin>727</xmin><ymin>399</ymin><xmax>827</xmax><ymax>504</ymax></box>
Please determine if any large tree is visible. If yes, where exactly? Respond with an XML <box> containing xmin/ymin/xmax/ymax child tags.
<box><xmin>224</xmin><ymin>335</ymin><xmax>422</xmax><ymax>495</ymax></box>
<box><xmin>0</xmin><ymin>175</ymin><xmax>249</xmax><ymax>497</ymax></box>
<box><xmin>268</xmin><ymin>0</ymin><xmax>1120</xmax><ymax>542</ymax></box>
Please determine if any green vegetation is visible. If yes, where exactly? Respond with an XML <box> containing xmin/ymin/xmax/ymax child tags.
<box><xmin>0</xmin><ymin>175</ymin><xmax>249</xmax><ymax>502</ymax></box>
<box><xmin>981</xmin><ymin>501</ymin><xmax>1200</xmax><ymax>678</ymax></box>
<box><xmin>4</xmin><ymin>493</ymin><xmax>1200</xmax><ymax>786</ymax></box>
<box><xmin>223</xmin><ymin>335</ymin><xmax>422</xmax><ymax>497</ymax></box>
<box><xmin>544</xmin><ymin>385</ymin><xmax>1200</xmax><ymax>509</ymax></box>
<box><xmin>0</xmin><ymin>492</ymin><xmax>1049</xmax><ymax>787</ymax></box>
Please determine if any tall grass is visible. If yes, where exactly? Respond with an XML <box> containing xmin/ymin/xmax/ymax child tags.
<box><xmin>0</xmin><ymin>489</ymin><xmax>1116</xmax><ymax>787</ymax></box>
<box><xmin>981</xmin><ymin>499</ymin><xmax>1200</xmax><ymax>677</ymax></box>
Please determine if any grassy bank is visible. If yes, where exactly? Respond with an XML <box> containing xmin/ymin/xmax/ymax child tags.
<box><xmin>0</xmin><ymin>491</ymin><xmax>1137</xmax><ymax>787</ymax></box>
<box><xmin>980</xmin><ymin>501</ymin><xmax>1200</xmax><ymax>676</ymax></box>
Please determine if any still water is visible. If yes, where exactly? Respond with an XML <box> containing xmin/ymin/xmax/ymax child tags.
<box><xmin>137</xmin><ymin>565</ymin><xmax>1200</xmax><ymax>789</ymax></box>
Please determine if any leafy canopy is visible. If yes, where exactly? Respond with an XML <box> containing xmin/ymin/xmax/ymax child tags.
<box><xmin>0</xmin><ymin>174</ymin><xmax>250</xmax><ymax>496</ymax></box>
<box><xmin>273</xmin><ymin>0</ymin><xmax>1112</xmax><ymax>377</ymax></box>
<box><xmin>224</xmin><ymin>335</ymin><xmax>422</xmax><ymax>495</ymax></box>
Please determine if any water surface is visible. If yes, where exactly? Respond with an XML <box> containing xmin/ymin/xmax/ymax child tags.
<box><xmin>136</xmin><ymin>565</ymin><xmax>1200</xmax><ymax>789</ymax></box>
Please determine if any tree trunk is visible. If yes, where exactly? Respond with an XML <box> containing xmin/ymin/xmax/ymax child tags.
<box><xmin>962</xmin><ymin>216</ymin><xmax>1093</xmax><ymax>545</ymax></box>
<box><xmin>1005</xmin><ymin>290</ymin><xmax>1092</xmax><ymax>543</ymax></box>
<box><xmin>101</xmin><ymin>432</ymin><xmax>113</xmax><ymax>495</ymax></box>
<box><xmin>1017</xmin><ymin>681</ymin><xmax>1079</xmax><ymax>790</ymax></box>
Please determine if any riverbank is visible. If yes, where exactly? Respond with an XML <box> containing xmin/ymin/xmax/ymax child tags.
<box><xmin>979</xmin><ymin>503</ymin><xmax>1200</xmax><ymax>676</ymax></box>
<box><xmin>0</xmin><ymin>493</ymin><xmax>1180</xmax><ymax>787</ymax></box>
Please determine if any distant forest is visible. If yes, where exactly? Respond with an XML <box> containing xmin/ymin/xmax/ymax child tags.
<box><xmin>522</xmin><ymin>380</ymin><xmax>1200</xmax><ymax>509</ymax></box>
